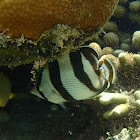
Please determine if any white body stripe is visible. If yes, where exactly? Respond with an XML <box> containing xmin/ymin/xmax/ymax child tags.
<box><xmin>39</xmin><ymin>63</ymin><xmax>67</xmax><ymax>104</ymax></box>
<box><xmin>81</xmin><ymin>53</ymin><xmax>104</xmax><ymax>89</ymax></box>
<box><xmin>58</xmin><ymin>52</ymin><xmax>103</xmax><ymax>100</ymax></box>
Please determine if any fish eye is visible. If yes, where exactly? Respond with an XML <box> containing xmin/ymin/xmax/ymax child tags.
<box><xmin>95</xmin><ymin>69</ymin><xmax>100</xmax><ymax>76</ymax></box>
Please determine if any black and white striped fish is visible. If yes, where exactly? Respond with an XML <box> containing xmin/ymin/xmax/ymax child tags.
<box><xmin>31</xmin><ymin>46</ymin><xmax>116</xmax><ymax>106</ymax></box>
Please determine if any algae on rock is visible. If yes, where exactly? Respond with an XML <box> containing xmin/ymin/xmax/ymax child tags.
<box><xmin>0</xmin><ymin>24</ymin><xmax>101</xmax><ymax>67</ymax></box>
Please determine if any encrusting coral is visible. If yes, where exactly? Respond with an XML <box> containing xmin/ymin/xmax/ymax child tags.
<box><xmin>86</xmin><ymin>42</ymin><xmax>140</xmax><ymax>120</ymax></box>
<box><xmin>103</xmin><ymin>21</ymin><xmax>118</xmax><ymax>33</ymax></box>
<box><xmin>102</xmin><ymin>47</ymin><xmax>114</xmax><ymax>55</ymax></box>
<box><xmin>0</xmin><ymin>0</ymin><xmax>119</xmax><ymax>67</ymax></box>
<box><xmin>128</xmin><ymin>1</ymin><xmax>140</xmax><ymax>22</ymax></box>
<box><xmin>129</xmin><ymin>1</ymin><xmax>140</xmax><ymax>12</ymax></box>
<box><xmin>103</xmin><ymin>104</ymin><xmax>130</xmax><ymax>119</ymax></box>
<box><xmin>132</xmin><ymin>30</ymin><xmax>140</xmax><ymax>51</ymax></box>
<box><xmin>133</xmin><ymin>54</ymin><xmax>140</xmax><ymax>66</ymax></box>
<box><xmin>112</xmin><ymin>4</ymin><xmax>126</xmax><ymax>18</ymax></box>
<box><xmin>118</xmin><ymin>52</ymin><xmax>136</xmax><ymax>69</ymax></box>
<box><xmin>0</xmin><ymin>0</ymin><xmax>119</xmax><ymax>40</ymax></box>
<box><xmin>101</xmin><ymin>49</ymin><xmax>140</xmax><ymax>91</ymax></box>
<box><xmin>103</xmin><ymin>32</ymin><xmax>119</xmax><ymax>49</ymax></box>
<box><xmin>134</xmin><ymin>90</ymin><xmax>140</xmax><ymax>110</ymax></box>
<box><xmin>97</xmin><ymin>89</ymin><xmax>140</xmax><ymax>119</ymax></box>
<box><xmin>120</xmin><ymin>43</ymin><xmax>130</xmax><ymax>51</ymax></box>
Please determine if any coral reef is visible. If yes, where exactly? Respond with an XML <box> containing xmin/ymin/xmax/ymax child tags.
<box><xmin>0</xmin><ymin>0</ymin><xmax>140</xmax><ymax>140</ymax></box>
<box><xmin>106</xmin><ymin>128</ymin><xmax>138</xmax><ymax>140</ymax></box>
<box><xmin>0</xmin><ymin>33</ymin><xmax>39</xmax><ymax>67</ymax></box>
<box><xmin>114</xmin><ymin>49</ymin><xmax>125</xmax><ymax>57</ymax></box>
<box><xmin>117</xmin><ymin>52</ymin><xmax>140</xmax><ymax>86</ymax></box>
<box><xmin>112</xmin><ymin>4</ymin><xmax>127</xmax><ymax>18</ymax></box>
<box><xmin>102</xmin><ymin>47</ymin><xmax>114</xmax><ymax>55</ymax></box>
<box><xmin>120</xmin><ymin>43</ymin><xmax>130</xmax><ymax>51</ymax></box>
<box><xmin>134</xmin><ymin>90</ymin><xmax>140</xmax><ymax>110</ymax></box>
<box><xmin>103</xmin><ymin>104</ymin><xmax>130</xmax><ymax>119</ymax></box>
<box><xmin>128</xmin><ymin>0</ymin><xmax>140</xmax><ymax>22</ymax></box>
<box><xmin>103</xmin><ymin>32</ymin><xmax>119</xmax><ymax>49</ymax></box>
<box><xmin>0</xmin><ymin>24</ymin><xmax>101</xmax><ymax>67</ymax></box>
<box><xmin>132</xmin><ymin>30</ymin><xmax>140</xmax><ymax>51</ymax></box>
<box><xmin>0</xmin><ymin>0</ymin><xmax>119</xmax><ymax>40</ymax></box>
<box><xmin>118</xmin><ymin>52</ymin><xmax>136</xmax><ymax>69</ymax></box>
<box><xmin>134</xmin><ymin>54</ymin><xmax>140</xmax><ymax>66</ymax></box>
<box><xmin>129</xmin><ymin>1</ymin><xmax>140</xmax><ymax>12</ymax></box>
<box><xmin>0</xmin><ymin>0</ymin><xmax>119</xmax><ymax>67</ymax></box>
<box><xmin>98</xmin><ymin>93</ymin><xmax>127</xmax><ymax>105</ymax></box>
<box><xmin>103</xmin><ymin>21</ymin><xmax>118</xmax><ymax>33</ymax></box>
<box><xmin>129</xmin><ymin>12</ymin><xmax>140</xmax><ymax>22</ymax></box>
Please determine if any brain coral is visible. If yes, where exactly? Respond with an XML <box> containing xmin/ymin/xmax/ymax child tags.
<box><xmin>0</xmin><ymin>0</ymin><xmax>119</xmax><ymax>40</ymax></box>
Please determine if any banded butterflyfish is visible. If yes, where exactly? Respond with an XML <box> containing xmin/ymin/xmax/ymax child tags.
<box><xmin>31</xmin><ymin>46</ymin><xmax>116</xmax><ymax>107</ymax></box>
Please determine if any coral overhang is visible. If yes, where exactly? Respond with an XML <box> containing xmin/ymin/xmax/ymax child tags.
<box><xmin>0</xmin><ymin>0</ymin><xmax>119</xmax><ymax>40</ymax></box>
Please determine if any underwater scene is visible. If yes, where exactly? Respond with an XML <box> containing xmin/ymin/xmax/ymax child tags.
<box><xmin>0</xmin><ymin>0</ymin><xmax>140</xmax><ymax>140</ymax></box>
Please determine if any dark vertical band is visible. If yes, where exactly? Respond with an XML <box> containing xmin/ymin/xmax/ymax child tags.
<box><xmin>69</xmin><ymin>50</ymin><xmax>100</xmax><ymax>92</ymax></box>
<box><xmin>80</xmin><ymin>47</ymin><xmax>99</xmax><ymax>70</ymax></box>
<box><xmin>104</xmin><ymin>59</ymin><xmax>113</xmax><ymax>83</ymax></box>
<box><xmin>49</xmin><ymin>60</ymin><xmax>76</xmax><ymax>102</ymax></box>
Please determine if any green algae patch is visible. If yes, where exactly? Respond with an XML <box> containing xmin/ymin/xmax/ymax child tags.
<box><xmin>0</xmin><ymin>33</ymin><xmax>41</xmax><ymax>67</ymax></box>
